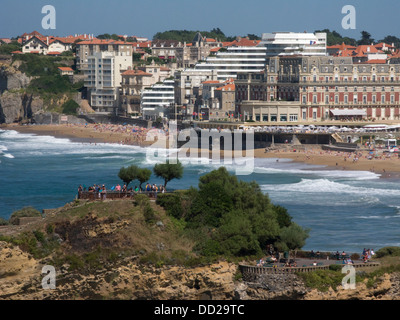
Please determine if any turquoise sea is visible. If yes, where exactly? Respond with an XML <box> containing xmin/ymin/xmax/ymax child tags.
<box><xmin>1</xmin><ymin>128</ymin><xmax>400</xmax><ymax>254</ymax></box>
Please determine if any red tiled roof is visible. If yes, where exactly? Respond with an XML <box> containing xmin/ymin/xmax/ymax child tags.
<box><xmin>374</xmin><ymin>42</ymin><xmax>395</xmax><ymax>49</ymax></box>
<box><xmin>337</xmin><ymin>49</ymin><xmax>355</xmax><ymax>57</ymax></box>
<box><xmin>47</xmin><ymin>51</ymin><xmax>62</xmax><ymax>55</ymax></box>
<box><xmin>58</xmin><ymin>67</ymin><xmax>74</xmax><ymax>71</ymax></box>
<box><xmin>215</xmin><ymin>83</ymin><xmax>235</xmax><ymax>91</ymax></box>
<box><xmin>327</xmin><ymin>42</ymin><xmax>357</xmax><ymax>50</ymax></box>
<box><xmin>225</xmin><ymin>38</ymin><xmax>260</xmax><ymax>47</ymax></box>
<box><xmin>202</xmin><ymin>80</ymin><xmax>221</xmax><ymax>84</ymax></box>
<box><xmin>362</xmin><ymin>59</ymin><xmax>387</xmax><ymax>64</ymax></box>
<box><xmin>121</xmin><ymin>69</ymin><xmax>152</xmax><ymax>76</ymax></box>
<box><xmin>354</xmin><ymin>45</ymin><xmax>381</xmax><ymax>55</ymax></box>
<box><xmin>210</xmin><ymin>47</ymin><xmax>221</xmax><ymax>52</ymax></box>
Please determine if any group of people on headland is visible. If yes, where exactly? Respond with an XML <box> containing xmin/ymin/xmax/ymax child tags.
<box><xmin>362</xmin><ymin>248</ymin><xmax>375</xmax><ymax>263</ymax></box>
<box><xmin>77</xmin><ymin>182</ymin><xmax>167</xmax><ymax>200</ymax></box>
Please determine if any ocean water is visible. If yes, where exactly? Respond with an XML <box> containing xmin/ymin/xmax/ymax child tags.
<box><xmin>1</xmin><ymin>128</ymin><xmax>400</xmax><ymax>254</ymax></box>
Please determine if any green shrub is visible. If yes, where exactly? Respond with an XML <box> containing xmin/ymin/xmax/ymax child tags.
<box><xmin>62</xmin><ymin>99</ymin><xmax>79</xmax><ymax>115</ymax></box>
<box><xmin>143</xmin><ymin>204</ymin><xmax>157</xmax><ymax>224</ymax></box>
<box><xmin>134</xmin><ymin>194</ymin><xmax>149</xmax><ymax>207</ymax></box>
<box><xmin>0</xmin><ymin>217</ymin><xmax>9</xmax><ymax>226</ymax></box>
<box><xmin>9</xmin><ymin>207</ymin><xmax>41</xmax><ymax>225</ymax></box>
<box><xmin>375</xmin><ymin>247</ymin><xmax>400</xmax><ymax>258</ymax></box>
<box><xmin>156</xmin><ymin>193</ymin><xmax>183</xmax><ymax>219</ymax></box>
<box><xmin>297</xmin><ymin>269</ymin><xmax>343</xmax><ymax>292</ymax></box>
<box><xmin>33</xmin><ymin>230</ymin><xmax>45</xmax><ymax>243</ymax></box>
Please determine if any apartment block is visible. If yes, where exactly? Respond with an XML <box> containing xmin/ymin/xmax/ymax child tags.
<box><xmin>259</xmin><ymin>32</ymin><xmax>327</xmax><ymax>57</ymax></box>
<box><xmin>76</xmin><ymin>39</ymin><xmax>132</xmax><ymax>71</ymax></box>
<box><xmin>84</xmin><ymin>51</ymin><xmax>132</xmax><ymax>114</ymax></box>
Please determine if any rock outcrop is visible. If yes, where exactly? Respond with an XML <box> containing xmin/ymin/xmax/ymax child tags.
<box><xmin>0</xmin><ymin>63</ymin><xmax>32</xmax><ymax>94</ymax></box>
<box><xmin>0</xmin><ymin>91</ymin><xmax>43</xmax><ymax>123</ymax></box>
<box><xmin>0</xmin><ymin>62</ymin><xmax>41</xmax><ymax>124</ymax></box>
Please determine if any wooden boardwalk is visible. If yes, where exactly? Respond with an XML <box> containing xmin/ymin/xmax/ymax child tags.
<box><xmin>239</xmin><ymin>261</ymin><xmax>380</xmax><ymax>275</ymax></box>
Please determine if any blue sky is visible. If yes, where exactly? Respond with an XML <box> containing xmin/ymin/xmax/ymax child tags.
<box><xmin>1</xmin><ymin>0</ymin><xmax>399</xmax><ymax>41</ymax></box>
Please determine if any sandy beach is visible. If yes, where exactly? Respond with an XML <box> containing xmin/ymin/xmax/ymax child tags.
<box><xmin>2</xmin><ymin>123</ymin><xmax>400</xmax><ymax>178</ymax></box>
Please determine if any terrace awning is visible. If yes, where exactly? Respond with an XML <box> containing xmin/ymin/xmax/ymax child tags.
<box><xmin>330</xmin><ymin>109</ymin><xmax>367</xmax><ymax>116</ymax></box>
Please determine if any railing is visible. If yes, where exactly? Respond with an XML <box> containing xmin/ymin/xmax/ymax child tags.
<box><xmin>78</xmin><ymin>190</ymin><xmax>170</xmax><ymax>201</ymax></box>
<box><xmin>239</xmin><ymin>261</ymin><xmax>380</xmax><ymax>275</ymax></box>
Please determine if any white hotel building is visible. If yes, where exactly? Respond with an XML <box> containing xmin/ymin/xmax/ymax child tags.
<box><xmin>84</xmin><ymin>51</ymin><xmax>132</xmax><ymax>113</ymax></box>
<box><xmin>259</xmin><ymin>32</ymin><xmax>327</xmax><ymax>57</ymax></box>
<box><xmin>194</xmin><ymin>46</ymin><xmax>268</xmax><ymax>80</ymax></box>
<box><xmin>141</xmin><ymin>79</ymin><xmax>175</xmax><ymax>120</ymax></box>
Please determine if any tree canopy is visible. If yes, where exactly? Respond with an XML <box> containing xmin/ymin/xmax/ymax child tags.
<box><xmin>153</xmin><ymin>160</ymin><xmax>184</xmax><ymax>188</ymax></box>
<box><xmin>156</xmin><ymin>167</ymin><xmax>310</xmax><ymax>259</ymax></box>
<box><xmin>153</xmin><ymin>28</ymin><xmax>236</xmax><ymax>42</ymax></box>
<box><xmin>118</xmin><ymin>165</ymin><xmax>152</xmax><ymax>189</ymax></box>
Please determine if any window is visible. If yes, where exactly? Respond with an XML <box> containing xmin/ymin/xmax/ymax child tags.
<box><xmin>313</xmin><ymin>111</ymin><xmax>317</xmax><ymax>120</ymax></box>
<box><xmin>391</xmin><ymin>95</ymin><xmax>395</xmax><ymax>103</ymax></box>
<box><xmin>313</xmin><ymin>95</ymin><xmax>317</xmax><ymax>104</ymax></box>
<box><xmin>302</xmin><ymin>96</ymin><xmax>306</xmax><ymax>104</ymax></box>
<box><xmin>270</xmin><ymin>114</ymin><xmax>277</xmax><ymax>122</ymax></box>
<box><xmin>381</xmin><ymin>95</ymin><xmax>385</xmax><ymax>103</ymax></box>
<box><xmin>262</xmin><ymin>114</ymin><xmax>268</xmax><ymax>121</ymax></box>
<box><xmin>289</xmin><ymin>114</ymin><xmax>298</xmax><ymax>122</ymax></box>
<box><xmin>335</xmin><ymin>95</ymin><xmax>339</xmax><ymax>104</ymax></box>
<box><xmin>325</xmin><ymin>95</ymin><xmax>329</xmax><ymax>104</ymax></box>
<box><xmin>302</xmin><ymin>111</ymin><xmax>307</xmax><ymax>120</ymax></box>
<box><xmin>256</xmin><ymin>115</ymin><xmax>260</xmax><ymax>121</ymax></box>
<box><xmin>344</xmin><ymin>95</ymin><xmax>348</xmax><ymax>104</ymax></box>
<box><xmin>363</xmin><ymin>96</ymin><xmax>367</xmax><ymax>104</ymax></box>
<box><xmin>372</xmin><ymin>95</ymin><xmax>376</xmax><ymax>103</ymax></box>
<box><xmin>280</xmin><ymin>114</ymin><xmax>287</xmax><ymax>122</ymax></box>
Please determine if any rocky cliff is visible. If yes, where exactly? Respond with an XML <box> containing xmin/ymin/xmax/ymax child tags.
<box><xmin>0</xmin><ymin>62</ymin><xmax>32</xmax><ymax>94</ymax></box>
<box><xmin>1</xmin><ymin>198</ymin><xmax>400</xmax><ymax>301</ymax></box>
<box><xmin>0</xmin><ymin>61</ymin><xmax>42</xmax><ymax>124</ymax></box>
<box><xmin>0</xmin><ymin>91</ymin><xmax>43</xmax><ymax>124</ymax></box>
<box><xmin>1</xmin><ymin>239</ymin><xmax>400</xmax><ymax>300</ymax></box>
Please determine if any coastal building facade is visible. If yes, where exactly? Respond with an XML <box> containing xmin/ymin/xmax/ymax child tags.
<box><xmin>141</xmin><ymin>79</ymin><xmax>175</xmax><ymax>120</ymax></box>
<box><xmin>259</xmin><ymin>32</ymin><xmax>327</xmax><ymax>57</ymax></box>
<box><xmin>236</xmin><ymin>55</ymin><xmax>400</xmax><ymax>122</ymax></box>
<box><xmin>194</xmin><ymin>46</ymin><xmax>267</xmax><ymax>80</ymax></box>
<box><xmin>76</xmin><ymin>39</ymin><xmax>132</xmax><ymax>70</ymax></box>
<box><xmin>84</xmin><ymin>51</ymin><xmax>132</xmax><ymax>114</ymax></box>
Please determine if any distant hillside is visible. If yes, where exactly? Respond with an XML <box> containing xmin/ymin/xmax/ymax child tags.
<box><xmin>152</xmin><ymin>28</ymin><xmax>258</xmax><ymax>42</ymax></box>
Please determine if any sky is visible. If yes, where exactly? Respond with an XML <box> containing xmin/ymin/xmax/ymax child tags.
<box><xmin>1</xmin><ymin>0</ymin><xmax>399</xmax><ymax>42</ymax></box>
